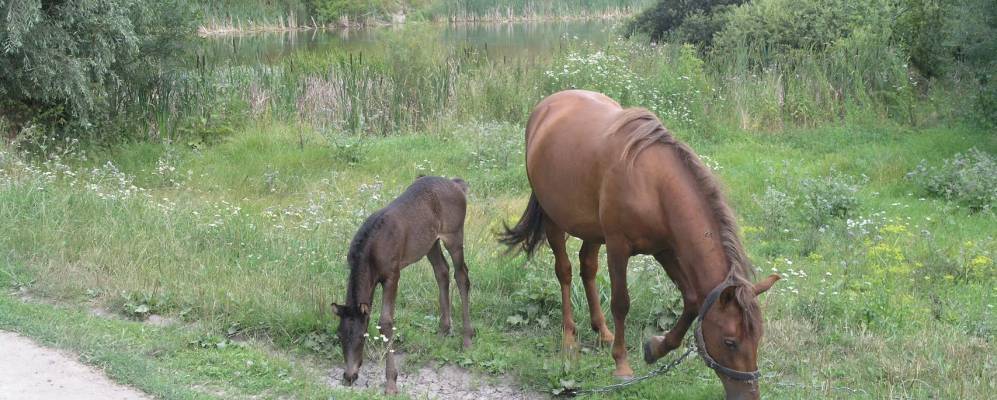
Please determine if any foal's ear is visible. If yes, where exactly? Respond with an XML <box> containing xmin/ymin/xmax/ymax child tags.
<box><xmin>359</xmin><ymin>303</ymin><xmax>371</xmax><ymax>315</ymax></box>
<box><xmin>753</xmin><ymin>274</ymin><xmax>781</xmax><ymax>296</ymax></box>
<box><xmin>331</xmin><ymin>302</ymin><xmax>344</xmax><ymax>317</ymax></box>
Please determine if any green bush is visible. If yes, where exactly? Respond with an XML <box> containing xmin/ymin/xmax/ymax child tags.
<box><xmin>626</xmin><ymin>0</ymin><xmax>745</xmax><ymax>45</ymax></box>
<box><xmin>799</xmin><ymin>170</ymin><xmax>862</xmax><ymax>227</ymax></box>
<box><xmin>907</xmin><ymin>148</ymin><xmax>997</xmax><ymax>212</ymax></box>
<box><xmin>893</xmin><ymin>0</ymin><xmax>947</xmax><ymax>78</ymax></box>
<box><xmin>754</xmin><ymin>186</ymin><xmax>795</xmax><ymax>231</ymax></box>
<box><xmin>0</xmin><ymin>0</ymin><xmax>195</xmax><ymax>133</ymax></box>
<box><xmin>712</xmin><ymin>0</ymin><xmax>896</xmax><ymax>60</ymax></box>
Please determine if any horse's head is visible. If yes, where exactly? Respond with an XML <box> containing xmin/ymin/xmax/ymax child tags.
<box><xmin>331</xmin><ymin>302</ymin><xmax>371</xmax><ymax>385</ymax></box>
<box><xmin>698</xmin><ymin>274</ymin><xmax>780</xmax><ymax>400</ymax></box>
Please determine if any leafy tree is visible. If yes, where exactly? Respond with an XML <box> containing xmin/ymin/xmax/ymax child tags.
<box><xmin>712</xmin><ymin>0</ymin><xmax>896</xmax><ymax>57</ymax></box>
<box><xmin>626</xmin><ymin>0</ymin><xmax>745</xmax><ymax>47</ymax></box>
<box><xmin>0</xmin><ymin>0</ymin><xmax>195</xmax><ymax>132</ymax></box>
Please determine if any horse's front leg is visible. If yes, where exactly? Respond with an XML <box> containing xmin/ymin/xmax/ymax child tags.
<box><xmin>606</xmin><ymin>240</ymin><xmax>633</xmax><ymax>379</ymax></box>
<box><xmin>644</xmin><ymin>251</ymin><xmax>697</xmax><ymax>364</ymax></box>
<box><xmin>643</xmin><ymin>308</ymin><xmax>696</xmax><ymax>364</ymax></box>
<box><xmin>379</xmin><ymin>276</ymin><xmax>400</xmax><ymax>395</ymax></box>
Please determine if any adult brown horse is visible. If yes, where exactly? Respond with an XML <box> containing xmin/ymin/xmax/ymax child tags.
<box><xmin>500</xmin><ymin>90</ymin><xmax>780</xmax><ymax>399</ymax></box>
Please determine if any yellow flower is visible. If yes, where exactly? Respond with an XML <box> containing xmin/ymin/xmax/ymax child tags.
<box><xmin>970</xmin><ymin>255</ymin><xmax>992</xmax><ymax>269</ymax></box>
<box><xmin>881</xmin><ymin>224</ymin><xmax>908</xmax><ymax>235</ymax></box>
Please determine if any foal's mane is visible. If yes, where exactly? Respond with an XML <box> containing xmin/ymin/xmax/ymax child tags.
<box><xmin>608</xmin><ymin>108</ymin><xmax>761</xmax><ymax>333</ymax></box>
<box><xmin>345</xmin><ymin>209</ymin><xmax>386</xmax><ymax>308</ymax></box>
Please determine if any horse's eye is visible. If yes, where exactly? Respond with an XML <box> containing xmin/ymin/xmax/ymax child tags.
<box><xmin>723</xmin><ymin>339</ymin><xmax>737</xmax><ymax>349</ymax></box>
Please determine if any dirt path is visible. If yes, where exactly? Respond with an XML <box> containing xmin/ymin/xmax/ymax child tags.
<box><xmin>0</xmin><ymin>331</ymin><xmax>150</xmax><ymax>400</ymax></box>
<box><xmin>328</xmin><ymin>353</ymin><xmax>545</xmax><ymax>400</ymax></box>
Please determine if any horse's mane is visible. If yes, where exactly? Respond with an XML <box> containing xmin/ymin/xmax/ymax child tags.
<box><xmin>608</xmin><ymin>108</ymin><xmax>761</xmax><ymax>333</ymax></box>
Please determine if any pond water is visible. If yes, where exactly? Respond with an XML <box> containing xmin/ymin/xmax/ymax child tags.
<box><xmin>196</xmin><ymin>19</ymin><xmax>623</xmax><ymax>66</ymax></box>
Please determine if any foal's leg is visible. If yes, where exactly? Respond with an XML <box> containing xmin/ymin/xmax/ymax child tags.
<box><xmin>443</xmin><ymin>233</ymin><xmax>473</xmax><ymax>349</ymax></box>
<box><xmin>606</xmin><ymin>239</ymin><xmax>633</xmax><ymax>378</ymax></box>
<box><xmin>427</xmin><ymin>241</ymin><xmax>453</xmax><ymax>336</ymax></box>
<box><xmin>579</xmin><ymin>241</ymin><xmax>613</xmax><ymax>344</ymax></box>
<box><xmin>643</xmin><ymin>251</ymin><xmax>697</xmax><ymax>364</ymax></box>
<box><xmin>379</xmin><ymin>275</ymin><xmax>400</xmax><ymax>395</ymax></box>
<box><xmin>545</xmin><ymin>221</ymin><xmax>577</xmax><ymax>352</ymax></box>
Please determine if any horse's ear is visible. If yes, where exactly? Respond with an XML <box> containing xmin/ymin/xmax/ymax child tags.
<box><xmin>753</xmin><ymin>274</ymin><xmax>781</xmax><ymax>296</ymax></box>
<box><xmin>719</xmin><ymin>285</ymin><xmax>738</xmax><ymax>306</ymax></box>
<box><xmin>331</xmin><ymin>302</ymin><xmax>344</xmax><ymax>317</ymax></box>
<box><xmin>359</xmin><ymin>303</ymin><xmax>371</xmax><ymax>315</ymax></box>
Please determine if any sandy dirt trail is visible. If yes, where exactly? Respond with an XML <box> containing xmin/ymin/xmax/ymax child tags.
<box><xmin>0</xmin><ymin>331</ymin><xmax>150</xmax><ymax>400</ymax></box>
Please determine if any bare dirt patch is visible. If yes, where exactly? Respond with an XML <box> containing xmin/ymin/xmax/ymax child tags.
<box><xmin>0</xmin><ymin>331</ymin><xmax>150</xmax><ymax>400</ymax></box>
<box><xmin>327</xmin><ymin>353</ymin><xmax>546</xmax><ymax>400</ymax></box>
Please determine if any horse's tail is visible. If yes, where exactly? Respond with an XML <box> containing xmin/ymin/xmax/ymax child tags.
<box><xmin>498</xmin><ymin>191</ymin><xmax>546</xmax><ymax>258</ymax></box>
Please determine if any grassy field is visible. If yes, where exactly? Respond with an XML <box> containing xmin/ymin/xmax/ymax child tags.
<box><xmin>1</xmin><ymin>114</ymin><xmax>994</xmax><ymax>398</ymax></box>
<box><xmin>2</xmin><ymin>13</ymin><xmax>995</xmax><ymax>400</ymax></box>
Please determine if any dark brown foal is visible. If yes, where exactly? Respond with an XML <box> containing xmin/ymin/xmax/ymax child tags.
<box><xmin>331</xmin><ymin>176</ymin><xmax>472</xmax><ymax>395</ymax></box>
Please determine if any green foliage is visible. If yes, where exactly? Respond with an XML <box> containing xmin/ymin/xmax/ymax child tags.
<box><xmin>754</xmin><ymin>185</ymin><xmax>794</xmax><ymax>230</ymax></box>
<box><xmin>907</xmin><ymin>148</ymin><xmax>997</xmax><ymax>212</ymax></box>
<box><xmin>799</xmin><ymin>170</ymin><xmax>863</xmax><ymax>227</ymax></box>
<box><xmin>894</xmin><ymin>0</ymin><xmax>947</xmax><ymax>78</ymax></box>
<box><xmin>713</xmin><ymin>0</ymin><xmax>896</xmax><ymax>59</ymax></box>
<box><xmin>308</xmin><ymin>0</ymin><xmax>402</xmax><ymax>23</ymax></box>
<box><xmin>626</xmin><ymin>0</ymin><xmax>744</xmax><ymax>44</ymax></box>
<box><xmin>0</xmin><ymin>0</ymin><xmax>195</xmax><ymax>132</ymax></box>
<box><xmin>505</xmin><ymin>273</ymin><xmax>558</xmax><ymax>331</ymax></box>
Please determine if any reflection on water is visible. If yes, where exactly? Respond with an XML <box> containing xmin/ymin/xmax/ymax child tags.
<box><xmin>195</xmin><ymin>20</ymin><xmax>622</xmax><ymax>65</ymax></box>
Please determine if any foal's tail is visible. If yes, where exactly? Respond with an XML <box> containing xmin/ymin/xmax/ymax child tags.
<box><xmin>498</xmin><ymin>192</ymin><xmax>546</xmax><ymax>258</ymax></box>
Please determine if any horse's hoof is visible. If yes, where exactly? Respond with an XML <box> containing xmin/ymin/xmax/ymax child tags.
<box><xmin>643</xmin><ymin>340</ymin><xmax>657</xmax><ymax>365</ymax></box>
<box><xmin>613</xmin><ymin>364</ymin><xmax>634</xmax><ymax>380</ymax></box>
<box><xmin>613</xmin><ymin>373</ymin><xmax>635</xmax><ymax>382</ymax></box>
<box><xmin>384</xmin><ymin>385</ymin><xmax>399</xmax><ymax>395</ymax></box>
<box><xmin>462</xmin><ymin>338</ymin><xmax>473</xmax><ymax>349</ymax></box>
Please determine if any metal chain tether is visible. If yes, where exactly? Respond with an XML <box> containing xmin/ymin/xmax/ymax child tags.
<box><xmin>555</xmin><ymin>342</ymin><xmax>697</xmax><ymax>397</ymax></box>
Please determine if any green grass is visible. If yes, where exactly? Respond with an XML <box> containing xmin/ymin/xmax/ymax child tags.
<box><xmin>0</xmin><ymin>282</ymin><xmax>370</xmax><ymax>399</ymax></box>
<box><xmin>1</xmin><ymin>117</ymin><xmax>994</xmax><ymax>399</ymax></box>
<box><xmin>2</xmin><ymin>12</ymin><xmax>994</xmax><ymax>400</ymax></box>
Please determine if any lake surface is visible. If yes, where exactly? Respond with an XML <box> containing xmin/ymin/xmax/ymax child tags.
<box><xmin>197</xmin><ymin>19</ymin><xmax>623</xmax><ymax>66</ymax></box>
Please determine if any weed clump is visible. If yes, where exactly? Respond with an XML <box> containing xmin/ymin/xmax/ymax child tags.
<box><xmin>799</xmin><ymin>170</ymin><xmax>862</xmax><ymax>227</ymax></box>
<box><xmin>907</xmin><ymin>148</ymin><xmax>997</xmax><ymax>212</ymax></box>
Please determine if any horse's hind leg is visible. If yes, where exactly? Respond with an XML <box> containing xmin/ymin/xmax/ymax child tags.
<box><xmin>545</xmin><ymin>220</ymin><xmax>578</xmax><ymax>352</ymax></box>
<box><xmin>442</xmin><ymin>232</ymin><xmax>473</xmax><ymax>349</ymax></box>
<box><xmin>427</xmin><ymin>240</ymin><xmax>453</xmax><ymax>336</ymax></box>
<box><xmin>379</xmin><ymin>275</ymin><xmax>400</xmax><ymax>395</ymax></box>
<box><xmin>579</xmin><ymin>241</ymin><xmax>613</xmax><ymax>344</ymax></box>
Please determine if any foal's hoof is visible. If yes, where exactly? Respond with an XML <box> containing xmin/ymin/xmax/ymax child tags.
<box><xmin>384</xmin><ymin>385</ymin><xmax>399</xmax><ymax>395</ymax></box>
<box><xmin>462</xmin><ymin>337</ymin><xmax>473</xmax><ymax>350</ymax></box>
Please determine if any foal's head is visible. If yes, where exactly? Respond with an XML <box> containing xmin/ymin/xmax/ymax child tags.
<box><xmin>331</xmin><ymin>302</ymin><xmax>371</xmax><ymax>385</ymax></box>
<box><xmin>699</xmin><ymin>275</ymin><xmax>780</xmax><ymax>400</ymax></box>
